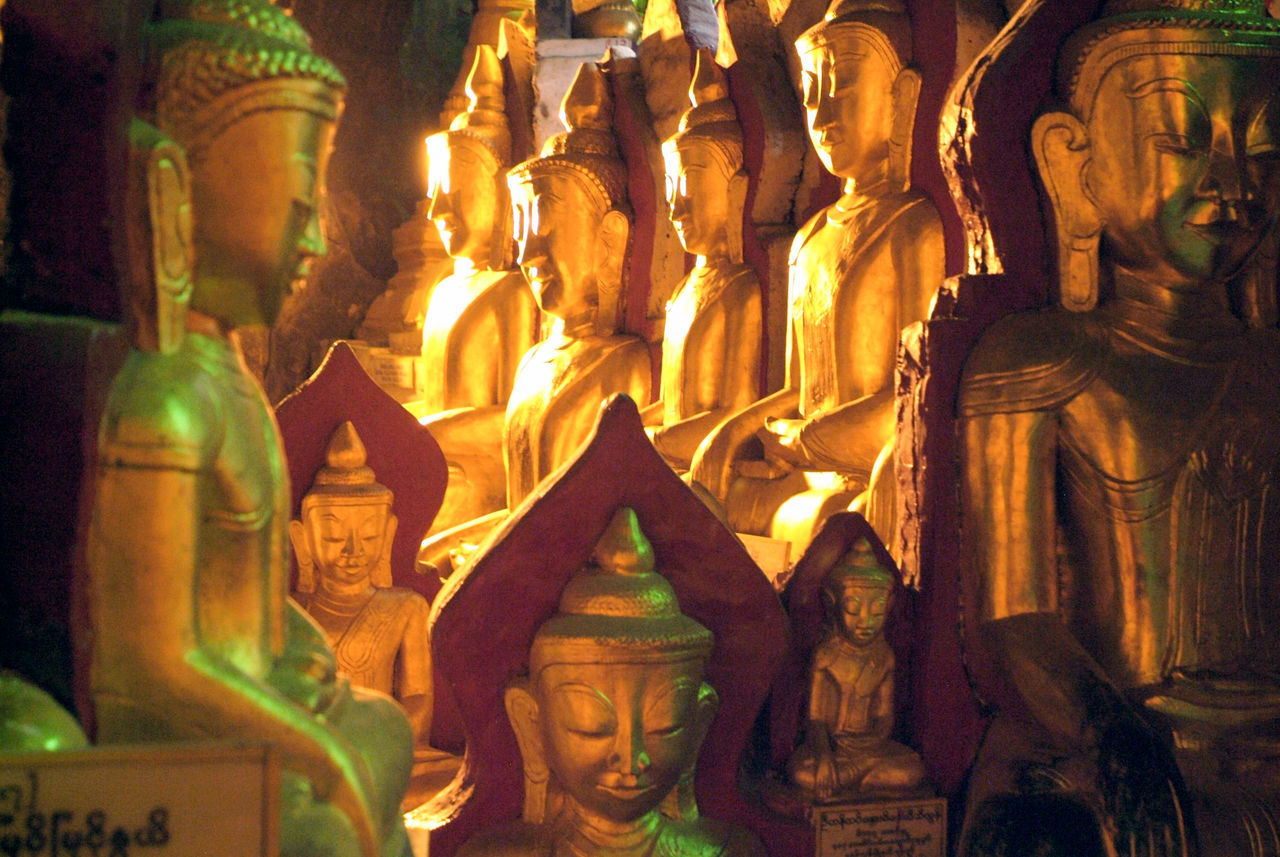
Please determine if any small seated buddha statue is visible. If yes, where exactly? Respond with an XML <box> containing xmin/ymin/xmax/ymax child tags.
<box><xmin>291</xmin><ymin>421</ymin><xmax>433</xmax><ymax>743</ymax></box>
<box><xmin>85</xmin><ymin>3</ymin><xmax>411</xmax><ymax>855</ymax></box>
<box><xmin>644</xmin><ymin>48</ymin><xmax>762</xmax><ymax>473</ymax></box>
<box><xmin>419</xmin><ymin>45</ymin><xmax>538</xmax><ymax>534</ymax></box>
<box><xmin>957</xmin><ymin>1</ymin><xmax>1280</xmax><ymax>853</ymax></box>
<box><xmin>786</xmin><ymin>537</ymin><xmax>924</xmax><ymax>801</ymax></box>
<box><xmin>458</xmin><ymin>507</ymin><xmax>767</xmax><ymax>857</ymax></box>
<box><xmin>419</xmin><ymin>58</ymin><xmax>650</xmax><ymax>573</ymax></box>
<box><xmin>688</xmin><ymin>0</ymin><xmax>943</xmax><ymax>548</ymax></box>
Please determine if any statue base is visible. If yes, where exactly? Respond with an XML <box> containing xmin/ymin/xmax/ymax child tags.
<box><xmin>759</xmin><ymin>779</ymin><xmax>945</xmax><ymax>857</ymax></box>
<box><xmin>811</xmin><ymin>798</ymin><xmax>946</xmax><ymax>857</ymax></box>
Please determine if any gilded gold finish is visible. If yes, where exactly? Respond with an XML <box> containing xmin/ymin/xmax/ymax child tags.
<box><xmin>786</xmin><ymin>538</ymin><xmax>923</xmax><ymax>801</ymax></box>
<box><xmin>86</xmin><ymin>4</ymin><xmax>411</xmax><ymax>856</ymax></box>
<box><xmin>959</xmin><ymin>1</ymin><xmax>1280</xmax><ymax>852</ymax></box>
<box><xmin>688</xmin><ymin>0</ymin><xmax>943</xmax><ymax>547</ymax></box>
<box><xmin>290</xmin><ymin>422</ymin><xmax>433</xmax><ymax>744</ymax></box>
<box><xmin>417</xmin><ymin>60</ymin><xmax>650</xmax><ymax>577</ymax></box>
<box><xmin>419</xmin><ymin>45</ymin><xmax>538</xmax><ymax>534</ymax></box>
<box><xmin>459</xmin><ymin>508</ymin><xmax>766</xmax><ymax>857</ymax></box>
<box><xmin>647</xmin><ymin>49</ymin><xmax>762</xmax><ymax>473</ymax></box>
<box><xmin>503</xmin><ymin>60</ymin><xmax>651</xmax><ymax>507</ymax></box>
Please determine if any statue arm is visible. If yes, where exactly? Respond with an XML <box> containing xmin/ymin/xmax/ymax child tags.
<box><xmin>394</xmin><ymin>594</ymin><xmax>434</xmax><ymax>743</ymax></box>
<box><xmin>688</xmin><ymin>386</ymin><xmax>801</xmax><ymax>500</ymax></box>
<box><xmin>420</xmin><ymin>404</ymin><xmax>506</xmax><ymax>457</ymax></box>
<box><xmin>90</xmin><ymin>463</ymin><xmax>382</xmax><ymax>857</ymax></box>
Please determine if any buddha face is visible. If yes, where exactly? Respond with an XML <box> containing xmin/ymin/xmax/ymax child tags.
<box><xmin>1081</xmin><ymin>52</ymin><xmax>1280</xmax><ymax>288</ymax></box>
<box><xmin>831</xmin><ymin>580</ymin><xmax>890</xmax><ymax>646</ymax></box>
<box><xmin>664</xmin><ymin>142</ymin><xmax>732</xmax><ymax>258</ymax></box>
<box><xmin>427</xmin><ymin>136</ymin><xmax>499</xmax><ymax>263</ymax></box>
<box><xmin>533</xmin><ymin>657</ymin><xmax>709</xmax><ymax>825</ymax></box>
<box><xmin>799</xmin><ymin>33</ymin><xmax>897</xmax><ymax>183</ymax></box>
<box><xmin>510</xmin><ymin>173</ymin><xmax>603</xmax><ymax>319</ymax></box>
<box><xmin>302</xmin><ymin>500</ymin><xmax>391</xmax><ymax>586</ymax></box>
<box><xmin>189</xmin><ymin>108</ymin><xmax>335</xmax><ymax>328</ymax></box>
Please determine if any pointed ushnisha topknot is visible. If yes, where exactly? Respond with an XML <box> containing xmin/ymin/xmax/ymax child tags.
<box><xmin>507</xmin><ymin>57</ymin><xmax>628</xmax><ymax>215</ymax></box>
<box><xmin>433</xmin><ymin>44</ymin><xmax>513</xmax><ymax>168</ymax></box>
<box><xmin>1059</xmin><ymin>0</ymin><xmax>1280</xmax><ymax>117</ymax></box>
<box><xmin>825</xmin><ymin>537</ymin><xmax>896</xmax><ymax>592</ymax></box>
<box><xmin>301</xmin><ymin>422</ymin><xmax>393</xmax><ymax>509</ymax></box>
<box><xmin>663</xmin><ymin>48</ymin><xmax>743</xmax><ymax>176</ymax></box>
<box><xmin>795</xmin><ymin>0</ymin><xmax>912</xmax><ymax>73</ymax></box>
<box><xmin>530</xmin><ymin>508</ymin><xmax>713</xmax><ymax>666</ymax></box>
<box><xmin>147</xmin><ymin>0</ymin><xmax>345</xmax><ymax>155</ymax></box>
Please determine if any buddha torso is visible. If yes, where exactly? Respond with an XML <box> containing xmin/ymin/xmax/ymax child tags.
<box><xmin>660</xmin><ymin>264</ymin><xmax>760</xmax><ymax>424</ymax></box>
<box><xmin>296</xmin><ymin>587</ymin><xmax>431</xmax><ymax>697</ymax></box>
<box><xmin>791</xmin><ymin>186</ymin><xmax>941</xmax><ymax>421</ymax></box>
<box><xmin>94</xmin><ymin>331</ymin><xmax>286</xmax><ymax>716</ymax></box>
<box><xmin>459</xmin><ymin>811</ymin><xmax>764</xmax><ymax>857</ymax></box>
<box><xmin>503</xmin><ymin>333</ymin><xmax>650</xmax><ymax>505</ymax></box>
<box><xmin>421</xmin><ymin>268</ymin><xmax>537</xmax><ymax>414</ymax></box>
<box><xmin>961</xmin><ymin>304</ymin><xmax>1280</xmax><ymax>691</ymax></box>
<box><xmin>813</xmin><ymin>636</ymin><xmax>893</xmax><ymax>744</ymax></box>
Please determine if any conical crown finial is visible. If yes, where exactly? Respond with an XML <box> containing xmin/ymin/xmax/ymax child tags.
<box><xmin>305</xmin><ymin>421</ymin><xmax>391</xmax><ymax>500</ymax></box>
<box><xmin>689</xmin><ymin>48</ymin><xmax>730</xmax><ymax>110</ymax></box>
<box><xmin>560</xmin><ymin>60</ymin><xmax>613</xmax><ymax>135</ymax></box>
<box><xmin>465</xmin><ymin>44</ymin><xmax>507</xmax><ymax>117</ymax></box>
<box><xmin>592</xmin><ymin>507</ymin><xmax>655</xmax><ymax>576</ymax></box>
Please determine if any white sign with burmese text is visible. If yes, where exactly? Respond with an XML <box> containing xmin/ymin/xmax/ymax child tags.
<box><xmin>814</xmin><ymin>798</ymin><xmax>946</xmax><ymax>857</ymax></box>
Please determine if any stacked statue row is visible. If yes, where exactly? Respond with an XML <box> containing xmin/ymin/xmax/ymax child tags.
<box><xmin>415</xmin><ymin>0</ymin><xmax>942</xmax><ymax>572</ymax></box>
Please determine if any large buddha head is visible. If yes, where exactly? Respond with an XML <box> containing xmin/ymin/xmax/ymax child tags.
<box><xmin>504</xmin><ymin>507</ymin><xmax>717</xmax><ymax>828</ymax></box>
<box><xmin>290</xmin><ymin>421</ymin><xmax>398</xmax><ymax>595</ymax></box>
<box><xmin>661</xmin><ymin>48</ymin><xmax>747</xmax><ymax>264</ymax></box>
<box><xmin>426</xmin><ymin>45</ymin><xmax>514</xmax><ymax>271</ymax></box>
<box><xmin>794</xmin><ymin>0</ymin><xmax>920</xmax><ymax>191</ymax></box>
<box><xmin>507</xmin><ymin>59</ymin><xmax>631</xmax><ymax>335</ymax></box>
<box><xmin>141</xmin><ymin>0</ymin><xmax>345</xmax><ymax>334</ymax></box>
<box><xmin>1033</xmin><ymin>0</ymin><xmax>1280</xmax><ymax>313</ymax></box>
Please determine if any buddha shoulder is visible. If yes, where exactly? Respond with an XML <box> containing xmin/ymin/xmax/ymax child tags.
<box><xmin>98</xmin><ymin>347</ymin><xmax>223</xmax><ymax>469</ymax></box>
<box><xmin>959</xmin><ymin>309</ymin><xmax>1107</xmax><ymax>418</ymax></box>
<box><xmin>657</xmin><ymin>817</ymin><xmax>767</xmax><ymax>857</ymax></box>
<box><xmin>456</xmin><ymin>820</ymin><xmax>550</xmax><ymax>857</ymax></box>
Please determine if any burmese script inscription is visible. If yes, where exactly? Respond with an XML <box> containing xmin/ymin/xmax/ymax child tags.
<box><xmin>814</xmin><ymin>799</ymin><xmax>945</xmax><ymax>857</ymax></box>
<box><xmin>0</xmin><ymin>745</ymin><xmax>276</xmax><ymax>857</ymax></box>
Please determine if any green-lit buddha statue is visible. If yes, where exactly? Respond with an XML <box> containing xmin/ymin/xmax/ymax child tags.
<box><xmin>459</xmin><ymin>507</ymin><xmax>766</xmax><ymax>857</ymax></box>
<box><xmin>419</xmin><ymin>45</ymin><xmax>538</xmax><ymax>534</ymax></box>
<box><xmin>644</xmin><ymin>48</ymin><xmax>761</xmax><ymax>473</ymax></box>
<box><xmin>958</xmin><ymin>2</ymin><xmax>1280</xmax><ymax>853</ymax></box>
<box><xmin>85</xmin><ymin>3</ymin><xmax>411</xmax><ymax>855</ymax></box>
<box><xmin>688</xmin><ymin>0</ymin><xmax>943</xmax><ymax>549</ymax></box>
<box><xmin>786</xmin><ymin>538</ymin><xmax>924</xmax><ymax>801</ymax></box>
<box><xmin>291</xmin><ymin>422</ymin><xmax>432</xmax><ymax>744</ymax></box>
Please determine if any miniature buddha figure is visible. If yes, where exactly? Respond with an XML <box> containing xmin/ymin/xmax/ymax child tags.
<box><xmin>688</xmin><ymin>0</ymin><xmax>943</xmax><ymax>546</ymax></box>
<box><xmin>958</xmin><ymin>1</ymin><xmax>1280</xmax><ymax>852</ymax></box>
<box><xmin>644</xmin><ymin>48</ymin><xmax>761</xmax><ymax>473</ymax></box>
<box><xmin>419</xmin><ymin>44</ymin><xmax>538</xmax><ymax>533</ymax></box>
<box><xmin>459</xmin><ymin>507</ymin><xmax>767</xmax><ymax>857</ymax></box>
<box><xmin>290</xmin><ymin>421</ymin><xmax>433</xmax><ymax>743</ymax></box>
<box><xmin>85</xmin><ymin>3</ymin><xmax>411</xmax><ymax>855</ymax></box>
<box><xmin>786</xmin><ymin>538</ymin><xmax>924</xmax><ymax>801</ymax></box>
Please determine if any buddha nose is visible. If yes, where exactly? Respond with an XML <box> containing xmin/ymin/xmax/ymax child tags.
<box><xmin>342</xmin><ymin>531</ymin><xmax>363</xmax><ymax>558</ymax></box>
<box><xmin>611</xmin><ymin>720</ymin><xmax>650</xmax><ymax>776</ymax></box>
<box><xmin>428</xmin><ymin>189</ymin><xmax>451</xmax><ymax>221</ymax></box>
<box><xmin>300</xmin><ymin>210</ymin><xmax>326</xmax><ymax>259</ymax></box>
<box><xmin>1202</xmin><ymin>145</ymin><xmax>1250</xmax><ymax>207</ymax></box>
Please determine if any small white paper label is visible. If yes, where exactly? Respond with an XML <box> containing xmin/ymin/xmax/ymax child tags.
<box><xmin>814</xmin><ymin>798</ymin><xmax>946</xmax><ymax>857</ymax></box>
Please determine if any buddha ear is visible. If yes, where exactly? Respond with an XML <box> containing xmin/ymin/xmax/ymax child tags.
<box><xmin>889</xmin><ymin>67</ymin><xmax>921</xmax><ymax>192</ymax></box>
<box><xmin>373</xmin><ymin>513</ymin><xmax>397</xmax><ymax>589</ymax></box>
<box><xmin>1032</xmin><ymin>111</ymin><xmax>1102</xmax><ymax>312</ymax></box>
<box><xmin>594</xmin><ymin>208</ymin><xmax>630</xmax><ymax>333</ymax></box>
<box><xmin>505</xmin><ymin>681</ymin><xmax>549</xmax><ymax>823</ymax></box>
<box><xmin>289</xmin><ymin>519</ymin><xmax>315</xmax><ymax>593</ymax></box>
<box><xmin>129</xmin><ymin>119</ymin><xmax>194</xmax><ymax>354</ymax></box>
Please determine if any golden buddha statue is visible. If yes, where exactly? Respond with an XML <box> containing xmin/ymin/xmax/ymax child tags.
<box><xmin>644</xmin><ymin>48</ymin><xmax>761</xmax><ymax>473</ymax></box>
<box><xmin>419</xmin><ymin>45</ymin><xmax>538</xmax><ymax>533</ymax></box>
<box><xmin>291</xmin><ymin>421</ymin><xmax>432</xmax><ymax>743</ymax></box>
<box><xmin>786</xmin><ymin>538</ymin><xmax>924</xmax><ymax>801</ymax></box>
<box><xmin>417</xmin><ymin>60</ymin><xmax>650</xmax><ymax>575</ymax></box>
<box><xmin>688</xmin><ymin>0</ymin><xmax>943</xmax><ymax>547</ymax></box>
<box><xmin>85</xmin><ymin>3</ymin><xmax>411</xmax><ymax>855</ymax></box>
<box><xmin>459</xmin><ymin>507</ymin><xmax>766</xmax><ymax>857</ymax></box>
<box><xmin>502</xmin><ymin>60</ymin><xmax>651</xmax><ymax>508</ymax></box>
<box><xmin>958</xmin><ymin>1</ymin><xmax>1280</xmax><ymax>853</ymax></box>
